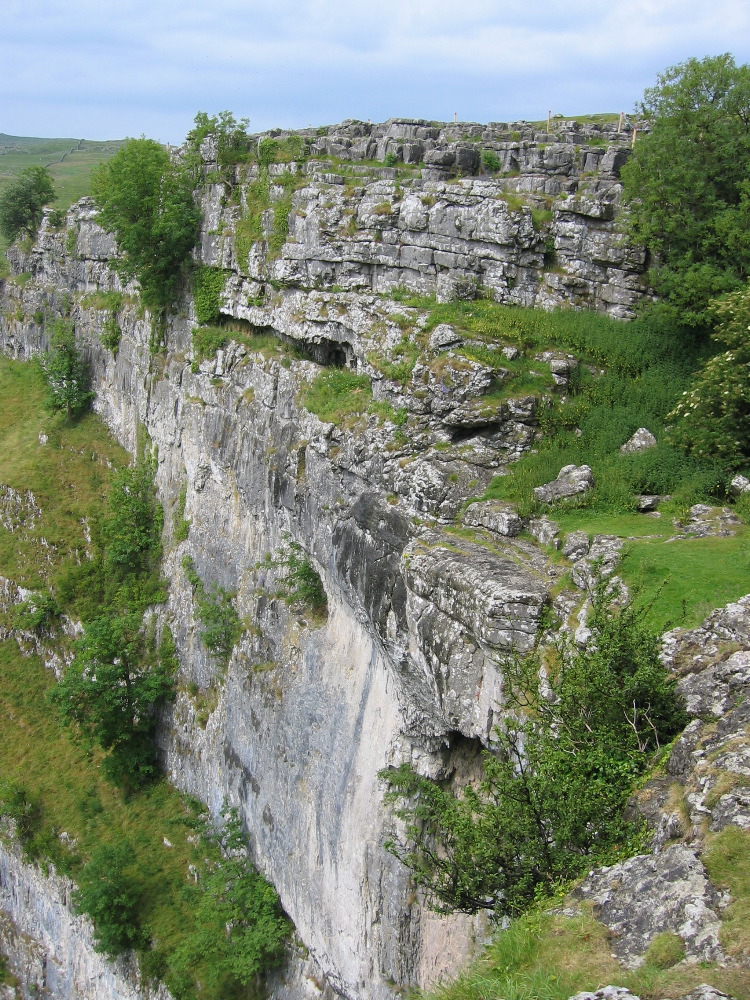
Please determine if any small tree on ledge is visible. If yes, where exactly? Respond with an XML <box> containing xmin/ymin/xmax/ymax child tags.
<box><xmin>39</xmin><ymin>319</ymin><xmax>94</xmax><ymax>420</ymax></box>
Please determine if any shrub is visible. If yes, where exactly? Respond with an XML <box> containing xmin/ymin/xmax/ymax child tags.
<box><xmin>482</xmin><ymin>150</ymin><xmax>501</xmax><ymax>173</ymax></box>
<box><xmin>100</xmin><ymin>458</ymin><xmax>163</xmax><ymax>578</ymax></box>
<box><xmin>169</xmin><ymin>810</ymin><xmax>289</xmax><ymax>993</ymax></box>
<box><xmin>38</xmin><ymin>318</ymin><xmax>93</xmax><ymax>420</ymax></box>
<box><xmin>380</xmin><ymin>588</ymin><xmax>686</xmax><ymax>917</ymax></box>
<box><xmin>668</xmin><ymin>280</ymin><xmax>750</xmax><ymax>468</ymax></box>
<box><xmin>50</xmin><ymin>613</ymin><xmax>176</xmax><ymax>787</ymax></box>
<box><xmin>187</xmin><ymin>111</ymin><xmax>251</xmax><ymax>167</ymax></box>
<box><xmin>193</xmin><ymin>267</ymin><xmax>228</xmax><ymax>325</ymax></box>
<box><xmin>182</xmin><ymin>557</ymin><xmax>242</xmax><ymax>664</ymax></box>
<box><xmin>0</xmin><ymin>166</ymin><xmax>55</xmax><ymax>241</ymax></box>
<box><xmin>273</xmin><ymin>539</ymin><xmax>327</xmax><ymax>618</ymax></box>
<box><xmin>73</xmin><ymin>841</ymin><xmax>147</xmax><ymax>956</ymax></box>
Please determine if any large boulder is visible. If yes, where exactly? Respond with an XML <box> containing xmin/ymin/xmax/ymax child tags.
<box><xmin>533</xmin><ymin>464</ymin><xmax>594</xmax><ymax>504</ymax></box>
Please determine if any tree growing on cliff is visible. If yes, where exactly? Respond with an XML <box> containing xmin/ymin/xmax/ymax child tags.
<box><xmin>39</xmin><ymin>318</ymin><xmax>93</xmax><ymax>420</ymax></box>
<box><xmin>622</xmin><ymin>54</ymin><xmax>750</xmax><ymax>327</ymax></box>
<box><xmin>380</xmin><ymin>591</ymin><xmax>686</xmax><ymax>916</ymax></box>
<box><xmin>50</xmin><ymin>614</ymin><xmax>176</xmax><ymax>787</ymax></box>
<box><xmin>90</xmin><ymin>138</ymin><xmax>200</xmax><ymax>318</ymax></box>
<box><xmin>0</xmin><ymin>166</ymin><xmax>55</xmax><ymax>242</ymax></box>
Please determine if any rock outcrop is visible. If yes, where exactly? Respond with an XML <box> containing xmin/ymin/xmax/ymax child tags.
<box><xmin>0</xmin><ymin>116</ymin><xmax>746</xmax><ymax>1000</ymax></box>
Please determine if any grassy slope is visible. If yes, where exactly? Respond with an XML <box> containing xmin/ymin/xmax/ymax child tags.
<box><xmin>0</xmin><ymin>357</ymin><xmax>279</xmax><ymax>999</ymax></box>
<box><xmin>397</xmin><ymin>295</ymin><xmax>748</xmax><ymax>631</ymax></box>
<box><xmin>0</xmin><ymin>133</ymin><xmax>125</xmax><ymax>256</ymax></box>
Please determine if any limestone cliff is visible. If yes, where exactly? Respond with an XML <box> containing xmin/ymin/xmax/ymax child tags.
<box><xmin>0</xmin><ymin>118</ymin><xmax>747</xmax><ymax>1000</ymax></box>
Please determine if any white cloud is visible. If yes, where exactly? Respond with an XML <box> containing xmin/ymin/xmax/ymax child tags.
<box><xmin>2</xmin><ymin>0</ymin><xmax>750</xmax><ymax>141</ymax></box>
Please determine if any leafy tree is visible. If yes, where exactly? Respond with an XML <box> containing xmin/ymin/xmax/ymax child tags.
<box><xmin>90</xmin><ymin>138</ymin><xmax>200</xmax><ymax>316</ymax></box>
<box><xmin>170</xmin><ymin>809</ymin><xmax>289</xmax><ymax>993</ymax></box>
<box><xmin>380</xmin><ymin>590</ymin><xmax>686</xmax><ymax>917</ymax></box>
<box><xmin>668</xmin><ymin>279</ymin><xmax>750</xmax><ymax>467</ymax></box>
<box><xmin>0</xmin><ymin>165</ymin><xmax>55</xmax><ymax>241</ymax></box>
<box><xmin>50</xmin><ymin>614</ymin><xmax>175</xmax><ymax>787</ymax></box>
<box><xmin>73</xmin><ymin>841</ymin><xmax>146</xmax><ymax>956</ymax></box>
<box><xmin>101</xmin><ymin>459</ymin><xmax>164</xmax><ymax>577</ymax></box>
<box><xmin>622</xmin><ymin>54</ymin><xmax>750</xmax><ymax>326</ymax></box>
<box><xmin>186</xmin><ymin>111</ymin><xmax>251</xmax><ymax>167</ymax></box>
<box><xmin>39</xmin><ymin>318</ymin><xmax>93</xmax><ymax>420</ymax></box>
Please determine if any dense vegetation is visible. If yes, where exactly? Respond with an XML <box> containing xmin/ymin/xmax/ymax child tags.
<box><xmin>90</xmin><ymin>138</ymin><xmax>201</xmax><ymax>323</ymax></box>
<box><xmin>0</xmin><ymin>165</ymin><xmax>55</xmax><ymax>242</ymax></box>
<box><xmin>622</xmin><ymin>53</ymin><xmax>750</xmax><ymax>327</ymax></box>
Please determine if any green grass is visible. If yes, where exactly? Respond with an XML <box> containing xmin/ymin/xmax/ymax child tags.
<box><xmin>299</xmin><ymin>368</ymin><xmax>373</xmax><ymax>423</ymax></box>
<box><xmin>704</xmin><ymin>827</ymin><xmax>750</xmax><ymax>965</ymax></box>
<box><xmin>0</xmin><ymin>134</ymin><xmax>125</xmax><ymax>257</ymax></box>
<box><xmin>422</xmin><ymin>902</ymin><xmax>750</xmax><ymax>1000</ymax></box>
<box><xmin>0</xmin><ymin>358</ymin><xmax>128</xmax><ymax>591</ymax></box>
<box><xmin>0</xmin><ymin>354</ymin><xmax>288</xmax><ymax>998</ymax></box>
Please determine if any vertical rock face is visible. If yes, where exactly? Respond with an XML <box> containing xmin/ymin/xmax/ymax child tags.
<box><xmin>0</xmin><ymin>841</ymin><xmax>169</xmax><ymax>1000</ymax></box>
<box><xmin>0</xmin><ymin>118</ymin><xmax>648</xmax><ymax>1000</ymax></box>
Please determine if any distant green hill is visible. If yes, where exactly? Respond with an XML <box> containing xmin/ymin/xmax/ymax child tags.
<box><xmin>0</xmin><ymin>133</ymin><xmax>126</xmax><ymax>256</ymax></box>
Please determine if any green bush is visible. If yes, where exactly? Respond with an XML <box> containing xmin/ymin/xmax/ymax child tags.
<box><xmin>380</xmin><ymin>588</ymin><xmax>686</xmax><ymax>917</ymax></box>
<box><xmin>482</xmin><ymin>150</ymin><xmax>501</xmax><ymax>173</ymax></box>
<box><xmin>273</xmin><ymin>539</ymin><xmax>327</xmax><ymax>618</ymax></box>
<box><xmin>168</xmin><ymin>810</ymin><xmax>289</xmax><ymax>993</ymax></box>
<box><xmin>0</xmin><ymin>166</ymin><xmax>55</xmax><ymax>242</ymax></box>
<box><xmin>38</xmin><ymin>318</ymin><xmax>93</xmax><ymax>421</ymax></box>
<box><xmin>187</xmin><ymin>111</ymin><xmax>251</xmax><ymax>167</ymax></box>
<box><xmin>50</xmin><ymin>613</ymin><xmax>176</xmax><ymax>787</ymax></box>
<box><xmin>182</xmin><ymin>557</ymin><xmax>242</xmax><ymax>664</ymax></box>
<box><xmin>101</xmin><ymin>458</ymin><xmax>163</xmax><ymax>578</ymax></box>
<box><xmin>622</xmin><ymin>54</ymin><xmax>750</xmax><ymax>326</ymax></box>
<box><xmin>193</xmin><ymin>267</ymin><xmax>228</xmax><ymax>325</ymax></box>
<box><xmin>73</xmin><ymin>841</ymin><xmax>147</xmax><ymax>956</ymax></box>
<box><xmin>668</xmin><ymin>281</ymin><xmax>750</xmax><ymax>468</ymax></box>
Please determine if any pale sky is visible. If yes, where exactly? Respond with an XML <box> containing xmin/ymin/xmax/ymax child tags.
<box><xmin>3</xmin><ymin>0</ymin><xmax>750</xmax><ymax>143</ymax></box>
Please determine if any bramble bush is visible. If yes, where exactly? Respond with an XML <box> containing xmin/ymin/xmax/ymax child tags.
<box><xmin>668</xmin><ymin>279</ymin><xmax>750</xmax><ymax>469</ymax></box>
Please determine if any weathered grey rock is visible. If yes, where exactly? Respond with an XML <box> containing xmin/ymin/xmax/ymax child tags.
<box><xmin>462</xmin><ymin>500</ymin><xmax>523</xmax><ymax>537</ymax></box>
<box><xmin>561</xmin><ymin>530</ymin><xmax>590</xmax><ymax>560</ymax></box>
<box><xmin>570</xmin><ymin>535</ymin><xmax>623</xmax><ymax>590</ymax></box>
<box><xmin>568</xmin><ymin>989</ymin><xmax>639</xmax><ymax>1000</ymax></box>
<box><xmin>637</xmin><ymin>494</ymin><xmax>670</xmax><ymax>512</ymax></box>
<box><xmin>428</xmin><ymin>324</ymin><xmax>462</xmax><ymax>351</ymax></box>
<box><xmin>679</xmin><ymin>988</ymin><xmax>733</xmax><ymax>1000</ymax></box>
<box><xmin>662</xmin><ymin>595</ymin><xmax>750</xmax><ymax>674</ymax></box>
<box><xmin>709</xmin><ymin>789</ymin><xmax>750</xmax><ymax>832</ymax></box>
<box><xmin>730</xmin><ymin>474</ymin><xmax>750</xmax><ymax>496</ymax></box>
<box><xmin>533</xmin><ymin>464</ymin><xmax>593</xmax><ymax>503</ymax></box>
<box><xmin>573</xmin><ymin>845</ymin><xmax>724</xmax><ymax>967</ymax></box>
<box><xmin>620</xmin><ymin>427</ymin><xmax>657</xmax><ymax>453</ymax></box>
<box><xmin>528</xmin><ymin>516</ymin><xmax>560</xmax><ymax>546</ymax></box>
<box><xmin>677</xmin><ymin>650</ymin><xmax>750</xmax><ymax>718</ymax></box>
